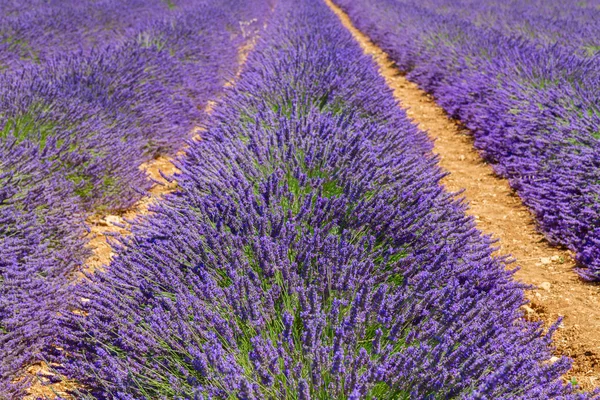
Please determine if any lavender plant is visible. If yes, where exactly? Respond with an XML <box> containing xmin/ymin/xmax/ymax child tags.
<box><xmin>0</xmin><ymin>0</ymin><xmax>272</xmax><ymax>396</ymax></box>
<box><xmin>335</xmin><ymin>0</ymin><xmax>600</xmax><ymax>279</ymax></box>
<box><xmin>0</xmin><ymin>137</ymin><xmax>89</xmax><ymax>397</ymax></box>
<box><xmin>55</xmin><ymin>0</ymin><xmax>588</xmax><ymax>398</ymax></box>
<box><xmin>0</xmin><ymin>0</ymin><xmax>176</xmax><ymax>71</ymax></box>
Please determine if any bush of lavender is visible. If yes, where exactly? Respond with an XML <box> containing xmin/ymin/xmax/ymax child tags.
<box><xmin>55</xmin><ymin>0</ymin><xmax>586</xmax><ymax>398</ymax></box>
<box><xmin>0</xmin><ymin>0</ymin><xmax>165</xmax><ymax>71</ymax></box>
<box><xmin>335</xmin><ymin>0</ymin><xmax>600</xmax><ymax>279</ymax></box>
<box><xmin>0</xmin><ymin>1</ymin><xmax>253</xmax><ymax>210</ymax></box>
<box><xmin>0</xmin><ymin>0</ymin><xmax>271</xmax><ymax>396</ymax></box>
<box><xmin>0</xmin><ymin>137</ymin><xmax>89</xmax><ymax>397</ymax></box>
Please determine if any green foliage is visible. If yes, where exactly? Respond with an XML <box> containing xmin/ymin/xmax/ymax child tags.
<box><xmin>1</xmin><ymin>35</ymin><xmax>40</xmax><ymax>63</ymax></box>
<box><xmin>162</xmin><ymin>0</ymin><xmax>177</xmax><ymax>10</ymax></box>
<box><xmin>583</xmin><ymin>44</ymin><xmax>600</xmax><ymax>56</ymax></box>
<box><xmin>0</xmin><ymin>106</ymin><xmax>56</xmax><ymax>148</ymax></box>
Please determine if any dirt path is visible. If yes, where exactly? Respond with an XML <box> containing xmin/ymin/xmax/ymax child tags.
<box><xmin>325</xmin><ymin>0</ymin><xmax>600</xmax><ymax>391</ymax></box>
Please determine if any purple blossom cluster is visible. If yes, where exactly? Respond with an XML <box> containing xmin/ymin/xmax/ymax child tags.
<box><xmin>54</xmin><ymin>0</ymin><xmax>589</xmax><ymax>398</ymax></box>
<box><xmin>334</xmin><ymin>0</ymin><xmax>600</xmax><ymax>279</ymax></box>
<box><xmin>0</xmin><ymin>0</ymin><xmax>271</xmax><ymax>396</ymax></box>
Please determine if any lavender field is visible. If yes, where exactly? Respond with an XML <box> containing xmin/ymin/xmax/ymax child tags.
<box><xmin>337</xmin><ymin>0</ymin><xmax>600</xmax><ymax>280</ymax></box>
<box><xmin>1</xmin><ymin>0</ymin><xmax>599</xmax><ymax>398</ymax></box>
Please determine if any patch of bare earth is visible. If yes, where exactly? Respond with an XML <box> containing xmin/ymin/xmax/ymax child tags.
<box><xmin>85</xmin><ymin>154</ymin><xmax>182</xmax><ymax>273</ymax></box>
<box><xmin>24</xmin><ymin>32</ymin><xmax>262</xmax><ymax>400</ymax></box>
<box><xmin>325</xmin><ymin>0</ymin><xmax>600</xmax><ymax>391</ymax></box>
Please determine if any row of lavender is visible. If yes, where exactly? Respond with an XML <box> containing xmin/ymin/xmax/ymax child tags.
<box><xmin>0</xmin><ymin>0</ymin><xmax>271</xmax><ymax>396</ymax></box>
<box><xmin>406</xmin><ymin>0</ymin><xmax>600</xmax><ymax>53</ymax></box>
<box><xmin>0</xmin><ymin>0</ymin><xmax>163</xmax><ymax>71</ymax></box>
<box><xmin>50</xmin><ymin>0</ymin><xmax>588</xmax><ymax>398</ymax></box>
<box><xmin>335</xmin><ymin>0</ymin><xmax>600</xmax><ymax>279</ymax></box>
<box><xmin>1</xmin><ymin>0</ymin><xmax>261</xmax><ymax>209</ymax></box>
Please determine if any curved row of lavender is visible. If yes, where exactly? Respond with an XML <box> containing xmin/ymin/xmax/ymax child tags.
<box><xmin>0</xmin><ymin>0</ymin><xmax>171</xmax><ymax>71</ymax></box>
<box><xmin>0</xmin><ymin>2</ymin><xmax>253</xmax><ymax>210</ymax></box>
<box><xmin>401</xmin><ymin>0</ymin><xmax>600</xmax><ymax>52</ymax></box>
<box><xmin>419</xmin><ymin>0</ymin><xmax>600</xmax><ymax>51</ymax></box>
<box><xmin>0</xmin><ymin>0</ymin><xmax>271</xmax><ymax>396</ymax></box>
<box><xmin>53</xmin><ymin>0</ymin><xmax>587</xmax><ymax>398</ymax></box>
<box><xmin>335</xmin><ymin>0</ymin><xmax>600</xmax><ymax>279</ymax></box>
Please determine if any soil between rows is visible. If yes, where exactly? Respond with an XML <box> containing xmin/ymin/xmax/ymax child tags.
<box><xmin>325</xmin><ymin>0</ymin><xmax>600</xmax><ymax>391</ymax></box>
